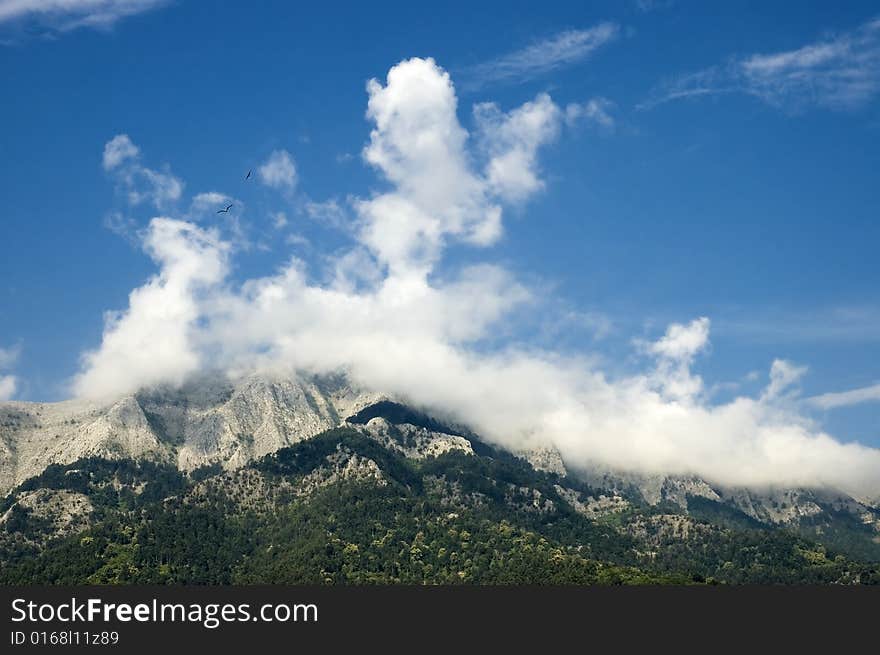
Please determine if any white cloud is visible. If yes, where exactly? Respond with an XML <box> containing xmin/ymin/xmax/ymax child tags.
<box><xmin>356</xmin><ymin>58</ymin><xmax>563</xmax><ymax>278</ymax></box>
<box><xmin>565</xmin><ymin>97</ymin><xmax>616</xmax><ymax>131</ymax></box>
<box><xmin>258</xmin><ymin>150</ymin><xmax>297</xmax><ymax>191</ymax></box>
<box><xmin>73</xmin><ymin>218</ymin><xmax>228</xmax><ymax>400</ymax></box>
<box><xmin>646</xmin><ymin>316</ymin><xmax>710</xmax><ymax>360</ymax></box>
<box><xmin>102</xmin><ymin>134</ymin><xmax>140</xmax><ymax>170</ymax></box>
<box><xmin>129</xmin><ymin>167</ymin><xmax>183</xmax><ymax>208</ymax></box>
<box><xmin>285</xmin><ymin>232</ymin><xmax>309</xmax><ymax>248</ymax></box>
<box><xmin>74</xmin><ymin>57</ymin><xmax>880</xmax><ymax>498</ymax></box>
<box><xmin>0</xmin><ymin>0</ymin><xmax>168</xmax><ymax>33</ymax></box>
<box><xmin>361</xmin><ymin>59</ymin><xmax>503</xmax><ymax>274</ymax></box>
<box><xmin>762</xmin><ymin>359</ymin><xmax>808</xmax><ymax>402</ymax></box>
<box><xmin>715</xmin><ymin>305</ymin><xmax>880</xmax><ymax>344</ymax></box>
<box><xmin>640</xmin><ymin>317</ymin><xmax>710</xmax><ymax>402</ymax></box>
<box><xmin>642</xmin><ymin>18</ymin><xmax>880</xmax><ymax>111</ymax></box>
<box><xmin>0</xmin><ymin>375</ymin><xmax>15</xmax><ymax>400</ymax></box>
<box><xmin>102</xmin><ymin>133</ymin><xmax>183</xmax><ymax>211</ymax></box>
<box><xmin>271</xmin><ymin>211</ymin><xmax>288</xmax><ymax>230</ymax></box>
<box><xmin>102</xmin><ymin>211</ymin><xmax>140</xmax><ymax>245</ymax></box>
<box><xmin>189</xmin><ymin>192</ymin><xmax>235</xmax><ymax>218</ymax></box>
<box><xmin>465</xmin><ymin>23</ymin><xmax>619</xmax><ymax>88</ymax></box>
<box><xmin>808</xmin><ymin>382</ymin><xmax>880</xmax><ymax>410</ymax></box>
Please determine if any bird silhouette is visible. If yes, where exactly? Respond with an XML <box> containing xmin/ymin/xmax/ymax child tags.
<box><xmin>245</xmin><ymin>169</ymin><xmax>252</xmax><ymax>180</ymax></box>
<box><xmin>217</xmin><ymin>204</ymin><xmax>233</xmax><ymax>214</ymax></box>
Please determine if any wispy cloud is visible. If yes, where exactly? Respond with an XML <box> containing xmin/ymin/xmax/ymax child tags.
<box><xmin>102</xmin><ymin>133</ymin><xmax>183</xmax><ymax>211</ymax></box>
<box><xmin>190</xmin><ymin>191</ymin><xmax>234</xmax><ymax>215</ymax></box>
<box><xmin>0</xmin><ymin>0</ymin><xmax>168</xmax><ymax>38</ymax></box>
<box><xmin>641</xmin><ymin>17</ymin><xmax>880</xmax><ymax>111</ymax></box>
<box><xmin>102</xmin><ymin>211</ymin><xmax>140</xmax><ymax>245</ymax></box>
<box><xmin>761</xmin><ymin>359</ymin><xmax>808</xmax><ymax>402</ymax></box>
<box><xmin>808</xmin><ymin>383</ymin><xmax>880</xmax><ymax>410</ymax></box>
<box><xmin>565</xmin><ymin>96</ymin><xmax>617</xmax><ymax>132</ymax></box>
<box><xmin>715</xmin><ymin>305</ymin><xmax>880</xmax><ymax>344</ymax></box>
<box><xmin>463</xmin><ymin>23</ymin><xmax>619</xmax><ymax>89</ymax></box>
<box><xmin>635</xmin><ymin>0</ymin><xmax>675</xmax><ymax>12</ymax></box>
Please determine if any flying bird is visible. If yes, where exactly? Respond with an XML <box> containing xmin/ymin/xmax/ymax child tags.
<box><xmin>245</xmin><ymin>169</ymin><xmax>252</xmax><ymax>180</ymax></box>
<box><xmin>217</xmin><ymin>204</ymin><xmax>233</xmax><ymax>214</ymax></box>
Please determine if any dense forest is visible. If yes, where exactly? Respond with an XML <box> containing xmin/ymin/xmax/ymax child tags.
<box><xmin>1</xmin><ymin>428</ymin><xmax>878</xmax><ymax>585</ymax></box>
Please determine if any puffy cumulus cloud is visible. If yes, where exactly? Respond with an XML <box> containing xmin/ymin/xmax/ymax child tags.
<box><xmin>129</xmin><ymin>168</ymin><xmax>183</xmax><ymax>209</ymax></box>
<box><xmin>102</xmin><ymin>134</ymin><xmax>183</xmax><ymax>211</ymax></box>
<box><xmin>641</xmin><ymin>317</ymin><xmax>710</xmax><ymax>402</ymax></box>
<box><xmin>646</xmin><ymin>316</ymin><xmax>710</xmax><ymax>361</ymax></box>
<box><xmin>258</xmin><ymin>150</ymin><xmax>297</xmax><ymax>191</ymax></box>
<box><xmin>475</xmin><ymin>92</ymin><xmax>562</xmax><ymax>203</ymax></box>
<box><xmin>74</xmin><ymin>57</ymin><xmax>880</xmax><ymax>498</ymax></box>
<box><xmin>358</xmin><ymin>58</ymin><xmax>562</xmax><ymax>277</ymax></box>
<box><xmin>72</xmin><ymin>219</ymin><xmax>229</xmax><ymax>400</ymax></box>
<box><xmin>359</xmin><ymin>58</ymin><xmax>493</xmax><ymax>275</ymax></box>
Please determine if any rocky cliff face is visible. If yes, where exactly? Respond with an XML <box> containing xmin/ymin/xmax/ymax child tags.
<box><xmin>0</xmin><ymin>373</ymin><xmax>383</xmax><ymax>494</ymax></box>
<box><xmin>357</xmin><ymin>417</ymin><xmax>473</xmax><ymax>459</ymax></box>
<box><xmin>568</xmin><ymin>459</ymin><xmax>880</xmax><ymax>543</ymax></box>
<box><xmin>0</xmin><ymin>396</ymin><xmax>170</xmax><ymax>495</ymax></box>
<box><xmin>136</xmin><ymin>374</ymin><xmax>345</xmax><ymax>471</ymax></box>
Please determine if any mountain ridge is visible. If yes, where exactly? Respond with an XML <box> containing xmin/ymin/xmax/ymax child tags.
<box><xmin>2</xmin><ymin>373</ymin><xmax>879</xmax><ymax>567</ymax></box>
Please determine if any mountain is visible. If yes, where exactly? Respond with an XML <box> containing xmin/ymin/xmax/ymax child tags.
<box><xmin>0</xmin><ymin>373</ymin><xmax>386</xmax><ymax>494</ymax></box>
<box><xmin>1</xmin><ymin>374</ymin><xmax>879</xmax><ymax>584</ymax></box>
<box><xmin>567</xmin><ymin>465</ymin><xmax>880</xmax><ymax>561</ymax></box>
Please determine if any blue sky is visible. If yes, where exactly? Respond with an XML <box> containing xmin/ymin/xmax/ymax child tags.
<box><xmin>1</xmin><ymin>0</ymin><xmax>878</xmax><ymax>460</ymax></box>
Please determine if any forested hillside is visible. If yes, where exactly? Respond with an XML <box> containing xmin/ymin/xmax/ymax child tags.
<box><xmin>2</xmin><ymin>427</ymin><xmax>877</xmax><ymax>585</ymax></box>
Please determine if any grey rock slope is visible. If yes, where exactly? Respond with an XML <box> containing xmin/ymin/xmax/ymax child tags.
<box><xmin>0</xmin><ymin>396</ymin><xmax>168</xmax><ymax>495</ymax></box>
<box><xmin>0</xmin><ymin>373</ymin><xmax>387</xmax><ymax>495</ymax></box>
<box><xmin>567</xmin><ymin>460</ymin><xmax>880</xmax><ymax>549</ymax></box>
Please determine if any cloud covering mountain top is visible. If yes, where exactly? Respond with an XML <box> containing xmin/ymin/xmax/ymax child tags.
<box><xmin>70</xmin><ymin>57</ymin><xmax>880</xmax><ymax>498</ymax></box>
